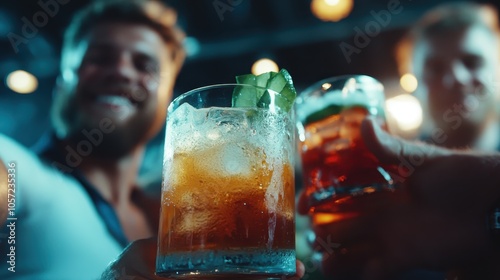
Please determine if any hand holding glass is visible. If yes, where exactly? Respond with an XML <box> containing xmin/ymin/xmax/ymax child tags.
<box><xmin>296</xmin><ymin>75</ymin><xmax>396</xmax><ymax>222</ymax></box>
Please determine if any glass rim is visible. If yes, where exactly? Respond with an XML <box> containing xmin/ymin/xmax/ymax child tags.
<box><xmin>294</xmin><ymin>75</ymin><xmax>386</xmax><ymax>123</ymax></box>
<box><xmin>177</xmin><ymin>83</ymin><xmax>278</xmax><ymax>99</ymax></box>
<box><xmin>296</xmin><ymin>74</ymin><xmax>384</xmax><ymax>103</ymax></box>
<box><xmin>168</xmin><ymin>83</ymin><xmax>282</xmax><ymax>113</ymax></box>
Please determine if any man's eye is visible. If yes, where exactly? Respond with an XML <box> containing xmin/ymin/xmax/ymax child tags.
<box><xmin>136</xmin><ymin>60</ymin><xmax>159</xmax><ymax>74</ymax></box>
<box><xmin>462</xmin><ymin>56</ymin><xmax>483</xmax><ymax>70</ymax></box>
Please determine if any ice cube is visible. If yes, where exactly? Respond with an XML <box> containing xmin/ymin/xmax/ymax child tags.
<box><xmin>339</xmin><ymin>121</ymin><xmax>361</xmax><ymax>140</ymax></box>
<box><xmin>178</xmin><ymin>210</ymin><xmax>213</xmax><ymax>234</ymax></box>
<box><xmin>192</xmin><ymin>107</ymin><xmax>208</xmax><ymax>126</ymax></box>
<box><xmin>168</xmin><ymin>104</ymin><xmax>213</xmax><ymax>151</ymax></box>
<box><xmin>219</xmin><ymin>144</ymin><xmax>252</xmax><ymax>176</ymax></box>
<box><xmin>324</xmin><ymin>138</ymin><xmax>351</xmax><ymax>152</ymax></box>
<box><xmin>169</xmin><ymin>102</ymin><xmax>196</xmax><ymax>127</ymax></box>
<box><xmin>206</xmin><ymin>129</ymin><xmax>221</xmax><ymax>140</ymax></box>
<box><xmin>340</xmin><ymin>106</ymin><xmax>369</xmax><ymax>123</ymax></box>
<box><xmin>316</xmin><ymin>122</ymin><xmax>340</xmax><ymax>140</ymax></box>
<box><xmin>207</xmin><ymin>107</ymin><xmax>248</xmax><ymax>131</ymax></box>
<box><xmin>302</xmin><ymin>132</ymin><xmax>322</xmax><ymax>151</ymax></box>
<box><xmin>302</xmin><ymin>116</ymin><xmax>341</xmax><ymax>151</ymax></box>
<box><xmin>307</xmin><ymin>115</ymin><xmax>341</xmax><ymax>140</ymax></box>
<box><xmin>192</xmin><ymin>144</ymin><xmax>254</xmax><ymax>179</ymax></box>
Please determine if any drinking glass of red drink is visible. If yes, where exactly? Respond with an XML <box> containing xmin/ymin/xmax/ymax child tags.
<box><xmin>296</xmin><ymin>75</ymin><xmax>396</xmax><ymax>223</ymax></box>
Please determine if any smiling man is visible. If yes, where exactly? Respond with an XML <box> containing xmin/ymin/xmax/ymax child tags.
<box><xmin>0</xmin><ymin>0</ymin><xmax>185</xmax><ymax>279</ymax></box>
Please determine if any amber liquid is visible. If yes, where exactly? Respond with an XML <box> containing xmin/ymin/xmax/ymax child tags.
<box><xmin>300</xmin><ymin>106</ymin><xmax>395</xmax><ymax>219</ymax></box>
<box><xmin>157</xmin><ymin>143</ymin><xmax>296</xmax><ymax>277</ymax></box>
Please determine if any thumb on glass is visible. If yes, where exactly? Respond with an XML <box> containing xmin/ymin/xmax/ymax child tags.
<box><xmin>360</xmin><ymin>117</ymin><xmax>450</xmax><ymax>165</ymax></box>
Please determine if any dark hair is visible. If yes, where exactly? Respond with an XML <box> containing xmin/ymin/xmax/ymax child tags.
<box><xmin>396</xmin><ymin>2</ymin><xmax>499</xmax><ymax>75</ymax></box>
<box><xmin>61</xmin><ymin>0</ymin><xmax>185</xmax><ymax>79</ymax></box>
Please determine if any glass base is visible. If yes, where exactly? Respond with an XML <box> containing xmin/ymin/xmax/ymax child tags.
<box><xmin>308</xmin><ymin>164</ymin><xmax>398</xmax><ymax>207</ymax></box>
<box><xmin>156</xmin><ymin>248</ymin><xmax>296</xmax><ymax>279</ymax></box>
<box><xmin>310</xmin><ymin>181</ymin><xmax>396</xmax><ymax>206</ymax></box>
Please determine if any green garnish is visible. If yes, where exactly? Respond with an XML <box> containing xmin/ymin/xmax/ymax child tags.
<box><xmin>232</xmin><ymin>69</ymin><xmax>297</xmax><ymax>112</ymax></box>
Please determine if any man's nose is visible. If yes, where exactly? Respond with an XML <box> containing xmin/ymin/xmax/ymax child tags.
<box><xmin>442</xmin><ymin>62</ymin><xmax>472</xmax><ymax>89</ymax></box>
<box><xmin>107</xmin><ymin>54</ymin><xmax>136</xmax><ymax>81</ymax></box>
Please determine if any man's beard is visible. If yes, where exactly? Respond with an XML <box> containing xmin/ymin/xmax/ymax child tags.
<box><xmin>68</xmin><ymin>118</ymin><xmax>144</xmax><ymax>160</ymax></box>
<box><xmin>61</xmin><ymin>99</ymin><xmax>150</xmax><ymax>160</ymax></box>
<box><xmin>67</xmin><ymin>128</ymin><xmax>143</xmax><ymax>159</ymax></box>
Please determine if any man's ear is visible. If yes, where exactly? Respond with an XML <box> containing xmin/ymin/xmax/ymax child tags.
<box><xmin>52</xmin><ymin>75</ymin><xmax>64</xmax><ymax>99</ymax></box>
<box><xmin>53</xmin><ymin>71</ymin><xmax>78</xmax><ymax>96</ymax></box>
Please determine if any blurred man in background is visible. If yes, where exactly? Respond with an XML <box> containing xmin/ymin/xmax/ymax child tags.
<box><xmin>397</xmin><ymin>2</ymin><xmax>500</xmax><ymax>151</ymax></box>
<box><xmin>0</xmin><ymin>0</ymin><xmax>185</xmax><ymax>279</ymax></box>
<box><xmin>300</xmin><ymin>2</ymin><xmax>500</xmax><ymax>280</ymax></box>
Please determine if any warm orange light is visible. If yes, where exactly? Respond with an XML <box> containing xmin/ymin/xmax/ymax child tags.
<box><xmin>363</xmin><ymin>187</ymin><xmax>376</xmax><ymax>194</ymax></box>
<box><xmin>400</xmin><ymin>73</ymin><xmax>418</xmax><ymax>93</ymax></box>
<box><xmin>312</xmin><ymin>212</ymin><xmax>359</xmax><ymax>225</ymax></box>
<box><xmin>311</xmin><ymin>0</ymin><xmax>354</xmax><ymax>22</ymax></box>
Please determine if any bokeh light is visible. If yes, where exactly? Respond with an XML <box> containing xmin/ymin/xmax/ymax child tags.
<box><xmin>251</xmin><ymin>58</ymin><xmax>279</xmax><ymax>75</ymax></box>
<box><xmin>311</xmin><ymin>0</ymin><xmax>354</xmax><ymax>22</ymax></box>
<box><xmin>386</xmin><ymin>94</ymin><xmax>423</xmax><ymax>131</ymax></box>
<box><xmin>400</xmin><ymin>73</ymin><xmax>418</xmax><ymax>93</ymax></box>
<box><xmin>321</xmin><ymin>83</ymin><xmax>332</xmax><ymax>91</ymax></box>
<box><xmin>6</xmin><ymin>70</ymin><xmax>38</xmax><ymax>94</ymax></box>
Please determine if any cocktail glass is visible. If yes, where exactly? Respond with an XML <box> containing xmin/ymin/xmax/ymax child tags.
<box><xmin>296</xmin><ymin>75</ymin><xmax>396</xmax><ymax>223</ymax></box>
<box><xmin>156</xmin><ymin>84</ymin><xmax>296</xmax><ymax>278</ymax></box>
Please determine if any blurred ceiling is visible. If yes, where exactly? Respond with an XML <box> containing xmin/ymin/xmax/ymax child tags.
<box><xmin>0</xmin><ymin>0</ymin><xmax>498</xmax><ymax>146</ymax></box>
